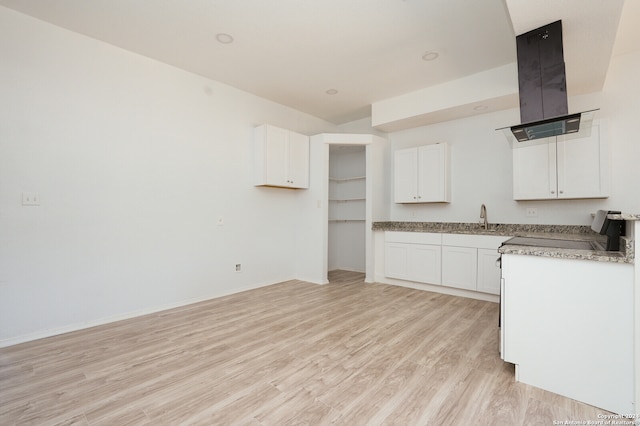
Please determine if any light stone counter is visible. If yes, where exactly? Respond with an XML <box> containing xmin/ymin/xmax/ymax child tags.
<box><xmin>608</xmin><ymin>213</ymin><xmax>640</xmax><ymax>220</ymax></box>
<box><xmin>498</xmin><ymin>236</ymin><xmax>633</xmax><ymax>264</ymax></box>
<box><xmin>373</xmin><ymin>221</ymin><xmax>635</xmax><ymax>264</ymax></box>
<box><xmin>372</xmin><ymin>221</ymin><xmax>595</xmax><ymax>236</ymax></box>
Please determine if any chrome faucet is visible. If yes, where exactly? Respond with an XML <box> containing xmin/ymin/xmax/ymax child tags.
<box><xmin>480</xmin><ymin>204</ymin><xmax>489</xmax><ymax>230</ymax></box>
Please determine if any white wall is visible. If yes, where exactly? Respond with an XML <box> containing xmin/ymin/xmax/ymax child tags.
<box><xmin>382</xmin><ymin>49</ymin><xmax>640</xmax><ymax>226</ymax></box>
<box><xmin>600</xmin><ymin>50</ymin><xmax>640</xmax><ymax>213</ymax></box>
<box><xmin>294</xmin><ymin>136</ymin><xmax>330</xmax><ymax>284</ymax></box>
<box><xmin>0</xmin><ymin>6</ymin><xmax>337</xmax><ymax>345</ymax></box>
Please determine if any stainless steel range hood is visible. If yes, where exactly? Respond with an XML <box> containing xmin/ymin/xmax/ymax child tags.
<box><xmin>506</xmin><ymin>109</ymin><xmax>598</xmax><ymax>142</ymax></box>
<box><xmin>498</xmin><ymin>20</ymin><xmax>597</xmax><ymax>144</ymax></box>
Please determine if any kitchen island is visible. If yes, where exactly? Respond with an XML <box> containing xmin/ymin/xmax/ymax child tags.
<box><xmin>497</xmin><ymin>214</ymin><xmax>639</xmax><ymax>414</ymax></box>
<box><xmin>499</xmin><ymin>250</ymin><xmax>633</xmax><ymax>414</ymax></box>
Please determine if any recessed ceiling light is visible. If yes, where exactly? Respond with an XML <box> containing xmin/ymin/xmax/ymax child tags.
<box><xmin>474</xmin><ymin>105</ymin><xmax>488</xmax><ymax>111</ymax></box>
<box><xmin>216</xmin><ymin>33</ymin><xmax>234</xmax><ymax>44</ymax></box>
<box><xmin>422</xmin><ymin>51</ymin><xmax>439</xmax><ymax>61</ymax></box>
<box><xmin>325</xmin><ymin>89</ymin><xmax>338</xmax><ymax>95</ymax></box>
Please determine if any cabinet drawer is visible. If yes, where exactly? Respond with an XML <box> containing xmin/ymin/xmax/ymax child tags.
<box><xmin>442</xmin><ymin>233</ymin><xmax>511</xmax><ymax>249</ymax></box>
<box><xmin>385</xmin><ymin>231</ymin><xmax>442</xmax><ymax>245</ymax></box>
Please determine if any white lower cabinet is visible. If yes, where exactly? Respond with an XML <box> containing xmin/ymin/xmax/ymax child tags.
<box><xmin>408</xmin><ymin>244</ymin><xmax>441</xmax><ymax>284</ymax></box>
<box><xmin>385</xmin><ymin>243</ymin><xmax>410</xmax><ymax>279</ymax></box>
<box><xmin>384</xmin><ymin>232</ymin><xmax>442</xmax><ymax>285</ymax></box>
<box><xmin>441</xmin><ymin>244</ymin><xmax>502</xmax><ymax>294</ymax></box>
<box><xmin>476</xmin><ymin>248</ymin><xmax>502</xmax><ymax>295</ymax></box>
<box><xmin>501</xmin><ymin>253</ymin><xmax>634</xmax><ymax>414</ymax></box>
<box><xmin>441</xmin><ymin>246</ymin><xmax>477</xmax><ymax>291</ymax></box>
<box><xmin>385</xmin><ymin>232</ymin><xmax>509</xmax><ymax>295</ymax></box>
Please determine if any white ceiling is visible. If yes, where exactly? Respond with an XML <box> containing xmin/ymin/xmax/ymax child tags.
<box><xmin>0</xmin><ymin>0</ymin><xmax>633</xmax><ymax>126</ymax></box>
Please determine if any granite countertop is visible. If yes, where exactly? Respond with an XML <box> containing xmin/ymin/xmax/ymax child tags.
<box><xmin>607</xmin><ymin>213</ymin><xmax>640</xmax><ymax>221</ymax></box>
<box><xmin>373</xmin><ymin>221</ymin><xmax>635</xmax><ymax>264</ymax></box>
<box><xmin>372</xmin><ymin>221</ymin><xmax>596</xmax><ymax>237</ymax></box>
<box><xmin>498</xmin><ymin>236</ymin><xmax>633</xmax><ymax>264</ymax></box>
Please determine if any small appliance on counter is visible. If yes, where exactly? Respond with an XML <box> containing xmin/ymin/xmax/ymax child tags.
<box><xmin>591</xmin><ymin>210</ymin><xmax>625</xmax><ymax>251</ymax></box>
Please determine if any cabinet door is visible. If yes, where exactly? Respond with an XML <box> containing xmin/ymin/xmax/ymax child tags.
<box><xmin>260</xmin><ymin>125</ymin><xmax>289</xmax><ymax>187</ymax></box>
<box><xmin>477</xmin><ymin>248</ymin><xmax>501</xmax><ymax>295</ymax></box>
<box><xmin>287</xmin><ymin>131</ymin><xmax>309</xmax><ymax>189</ymax></box>
<box><xmin>441</xmin><ymin>246</ymin><xmax>477</xmax><ymax>290</ymax></box>
<box><xmin>513</xmin><ymin>139</ymin><xmax>557</xmax><ymax>200</ymax></box>
<box><xmin>556</xmin><ymin>125</ymin><xmax>606</xmax><ymax>199</ymax></box>
<box><xmin>407</xmin><ymin>244</ymin><xmax>441</xmax><ymax>285</ymax></box>
<box><xmin>385</xmin><ymin>243</ymin><xmax>441</xmax><ymax>285</ymax></box>
<box><xmin>385</xmin><ymin>243</ymin><xmax>409</xmax><ymax>280</ymax></box>
<box><xmin>417</xmin><ymin>144</ymin><xmax>448</xmax><ymax>202</ymax></box>
<box><xmin>394</xmin><ymin>148</ymin><xmax>418</xmax><ymax>203</ymax></box>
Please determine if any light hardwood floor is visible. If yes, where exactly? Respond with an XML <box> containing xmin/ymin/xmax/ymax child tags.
<box><xmin>1</xmin><ymin>270</ymin><xmax>612</xmax><ymax>425</ymax></box>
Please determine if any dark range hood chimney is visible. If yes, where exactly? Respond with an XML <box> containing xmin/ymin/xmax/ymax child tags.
<box><xmin>506</xmin><ymin>20</ymin><xmax>596</xmax><ymax>142</ymax></box>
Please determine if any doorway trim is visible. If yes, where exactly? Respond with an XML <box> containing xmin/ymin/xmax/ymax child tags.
<box><xmin>296</xmin><ymin>133</ymin><xmax>386</xmax><ymax>284</ymax></box>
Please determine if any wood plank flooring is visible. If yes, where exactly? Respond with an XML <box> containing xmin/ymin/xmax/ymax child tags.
<box><xmin>0</xmin><ymin>270</ymin><xmax>612</xmax><ymax>425</ymax></box>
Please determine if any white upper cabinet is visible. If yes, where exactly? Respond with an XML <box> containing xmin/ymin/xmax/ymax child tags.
<box><xmin>513</xmin><ymin>138</ymin><xmax>556</xmax><ymax>200</ymax></box>
<box><xmin>556</xmin><ymin>126</ymin><xmax>607</xmax><ymax>199</ymax></box>
<box><xmin>513</xmin><ymin>123</ymin><xmax>608</xmax><ymax>200</ymax></box>
<box><xmin>286</xmin><ymin>130</ymin><xmax>310</xmax><ymax>188</ymax></box>
<box><xmin>394</xmin><ymin>143</ymin><xmax>449</xmax><ymax>203</ymax></box>
<box><xmin>254</xmin><ymin>124</ymin><xmax>309</xmax><ymax>189</ymax></box>
<box><xmin>394</xmin><ymin>148</ymin><xmax>419</xmax><ymax>203</ymax></box>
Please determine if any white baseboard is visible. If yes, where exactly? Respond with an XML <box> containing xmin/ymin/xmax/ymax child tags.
<box><xmin>0</xmin><ymin>278</ymin><xmax>287</xmax><ymax>348</ymax></box>
<box><xmin>328</xmin><ymin>267</ymin><xmax>365</xmax><ymax>273</ymax></box>
<box><xmin>373</xmin><ymin>273</ymin><xmax>499</xmax><ymax>303</ymax></box>
<box><xmin>1</xmin><ymin>274</ymin><xmax>497</xmax><ymax>348</ymax></box>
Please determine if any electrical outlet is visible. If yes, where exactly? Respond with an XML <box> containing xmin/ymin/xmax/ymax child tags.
<box><xmin>235</xmin><ymin>263</ymin><xmax>242</xmax><ymax>273</ymax></box>
<box><xmin>217</xmin><ymin>216</ymin><xmax>224</xmax><ymax>226</ymax></box>
<box><xmin>526</xmin><ymin>207</ymin><xmax>538</xmax><ymax>217</ymax></box>
<box><xmin>22</xmin><ymin>192</ymin><xmax>40</xmax><ymax>206</ymax></box>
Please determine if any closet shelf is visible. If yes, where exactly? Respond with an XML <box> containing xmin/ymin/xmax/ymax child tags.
<box><xmin>329</xmin><ymin>176</ymin><xmax>366</xmax><ymax>182</ymax></box>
